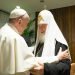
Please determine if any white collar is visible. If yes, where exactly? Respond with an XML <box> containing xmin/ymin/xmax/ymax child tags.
<box><xmin>8</xmin><ymin>23</ymin><xmax>20</xmax><ymax>34</ymax></box>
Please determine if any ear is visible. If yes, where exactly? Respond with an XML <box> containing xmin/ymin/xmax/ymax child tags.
<box><xmin>18</xmin><ymin>19</ymin><xmax>22</xmax><ymax>24</ymax></box>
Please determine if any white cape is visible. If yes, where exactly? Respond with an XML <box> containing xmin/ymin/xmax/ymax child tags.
<box><xmin>0</xmin><ymin>24</ymin><xmax>39</xmax><ymax>75</ymax></box>
<box><xmin>34</xmin><ymin>10</ymin><xmax>71</xmax><ymax>61</ymax></box>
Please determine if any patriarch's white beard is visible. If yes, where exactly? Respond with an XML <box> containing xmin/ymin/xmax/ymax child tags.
<box><xmin>38</xmin><ymin>32</ymin><xmax>45</xmax><ymax>43</ymax></box>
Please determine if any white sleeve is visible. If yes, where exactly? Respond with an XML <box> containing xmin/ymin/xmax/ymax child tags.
<box><xmin>36</xmin><ymin>56</ymin><xmax>59</xmax><ymax>64</ymax></box>
<box><xmin>16</xmin><ymin>38</ymin><xmax>39</xmax><ymax>71</ymax></box>
<box><xmin>28</xmin><ymin>46</ymin><xmax>35</xmax><ymax>52</ymax></box>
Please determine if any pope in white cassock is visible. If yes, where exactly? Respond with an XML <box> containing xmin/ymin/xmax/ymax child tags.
<box><xmin>0</xmin><ymin>6</ymin><xmax>39</xmax><ymax>75</ymax></box>
<box><xmin>0</xmin><ymin>7</ymin><xmax>70</xmax><ymax>75</ymax></box>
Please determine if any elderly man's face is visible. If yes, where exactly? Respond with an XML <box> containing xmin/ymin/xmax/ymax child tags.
<box><xmin>17</xmin><ymin>16</ymin><xmax>30</xmax><ymax>34</ymax></box>
<box><xmin>18</xmin><ymin>17</ymin><xmax>29</xmax><ymax>34</ymax></box>
<box><xmin>21</xmin><ymin>17</ymin><xmax>29</xmax><ymax>30</ymax></box>
<box><xmin>38</xmin><ymin>24</ymin><xmax>47</xmax><ymax>33</ymax></box>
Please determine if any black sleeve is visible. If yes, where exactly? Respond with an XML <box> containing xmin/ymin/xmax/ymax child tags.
<box><xmin>55</xmin><ymin>40</ymin><xmax>68</xmax><ymax>55</ymax></box>
<box><xmin>44</xmin><ymin>63</ymin><xmax>59</xmax><ymax>75</ymax></box>
<box><xmin>55</xmin><ymin>40</ymin><xmax>71</xmax><ymax>64</ymax></box>
<box><xmin>44</xmin><ymin>40</ymin><xmax>71</xmax><ymax>75</ymax></box>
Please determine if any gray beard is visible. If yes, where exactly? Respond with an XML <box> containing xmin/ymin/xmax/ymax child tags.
<box><xmin>38</xmin><ymin>33</ymin><xmax>45</xmax><ymax>43</ymax></box>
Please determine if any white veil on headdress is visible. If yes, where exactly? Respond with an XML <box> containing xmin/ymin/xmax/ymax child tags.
<box><xmin>35</xmin><ymin>10</ymin><xmax>69</xmax><ymax>57</ymax></box>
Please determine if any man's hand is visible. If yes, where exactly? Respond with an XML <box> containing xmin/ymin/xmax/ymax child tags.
<box><xmin>57</xmin><ymin>47</ymin><xmax>70</xmax><ymax>61</ymax></box>
<box><xmin>30</xmin><ymin>63</ymin><xmax>44</xmax><ymax>75</ymax></box>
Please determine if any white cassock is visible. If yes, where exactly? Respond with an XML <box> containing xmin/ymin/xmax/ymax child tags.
<box><xmin>0</xmin><ymin>23</ymin><xmax>40</xmax><ymax>75</ymax></box>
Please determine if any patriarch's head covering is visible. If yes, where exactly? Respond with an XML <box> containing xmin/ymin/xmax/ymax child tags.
<box><xmin>38</xmin><ymin>19</ymin><xmax>47</xmax><ymax>25</ymax></box>
<box><xmin>35</xmin><ymin>10</ymin><xmax>69</xmax><ymax>57</ymax></box>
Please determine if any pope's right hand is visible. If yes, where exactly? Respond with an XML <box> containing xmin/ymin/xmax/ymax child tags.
<box><xmin>57</xmin><ymin>47</ymin><xmax>70</xmax><ymax>61</ymax></box>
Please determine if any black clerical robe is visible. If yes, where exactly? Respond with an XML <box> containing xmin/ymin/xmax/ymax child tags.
<box><xmin>36</xmin><ymin>40</ymin><xmax>71</xmax><ymax>75</ymax></box>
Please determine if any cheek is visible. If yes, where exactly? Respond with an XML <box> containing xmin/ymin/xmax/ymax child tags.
<box><xmin>22</xmin><ymin>21</ymin><xmax>27</xmax><ymax>27</ymax></box>
<box><xmin>39</xmin><ymin>26</ymin><xmax>46</xmax><ymax>33</ymax></box>
<box><xmin>44</xmin><ymin>27</ymin><xmax>46</xmax><ymax>31</ymax></box>
<box><xmin>25</xmin><ymin>21</ymin><xmax>29</xmax><ymax>26</ymax></box>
